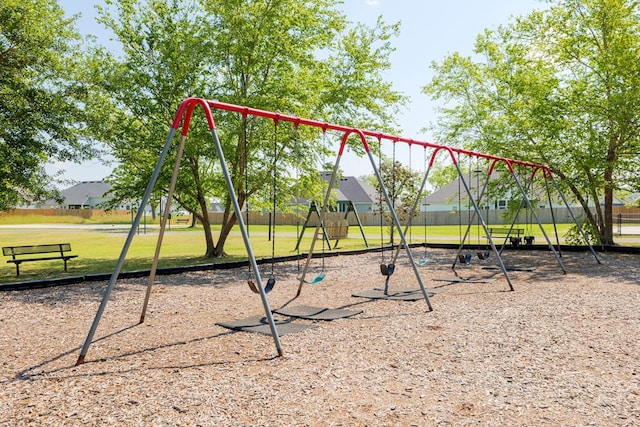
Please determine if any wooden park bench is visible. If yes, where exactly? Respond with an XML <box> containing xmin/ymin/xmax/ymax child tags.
<box><xmin>2</xmin><ymin>243</ymin><xmax>78</xmax><ymax>277</ymax></box>
<box><xmin>487</xmin><ymin>227</ymin><xmax>525</xmax><ymax>247</ymax></box>
<box><xmin>175</xmin><ymin>217</ymin><xmax>190</xmax><ymax>225</ymax></box>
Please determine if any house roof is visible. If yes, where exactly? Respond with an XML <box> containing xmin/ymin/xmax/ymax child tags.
<box><xmin>57</xmin><ymin>174</ymin><xmax>378</xmax><ymax>209</ymax></box>
<box><xmin>59</xmin><ymin>181</ymin><xmax>112</xmax><ymax>205</ymax></box>
<box><xmin>425</xmin><ymin>172</ymin><xmax>596</xmax><ymax>207</ymax></box>
<box><xmin>425</xmin><ymin>174</ymin><xmax>489</xmax><ymax>205</ymax></box>
<box><xmin>320</xmin><ymin>171</ymin><xmax>377</xmax><ymax>203</ymax></box>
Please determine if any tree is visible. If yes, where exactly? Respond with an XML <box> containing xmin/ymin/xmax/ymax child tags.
<box><xmin>86</xmin><ymin>0</ymin><xmax>406</xmax><ymax>257</ymax></box>
<box><xmin>0</xmin><ymin>0</ymin><xmax>95</xmax><ymax>210</ymax></box>
<box><xmin>84</xmin><ymin>0</ymin><xmax>221</xmax><ymax>252</ymax></box>
<box><xmin>367</xmin><ymin>158</ymin><xmax>423</xmax><ymax>244</ymax></box>
<box><xmin>423</xmin><ymin>0</ymin><xmax>640</xmax><ymax>245</ymax></box>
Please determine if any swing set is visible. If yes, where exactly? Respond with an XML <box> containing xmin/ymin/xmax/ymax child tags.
<box><xmin>75</xmin><ymin>98</ymin><xmax>601</xmax><ymax>365</ymax></box>
<box><xmin>293</xmin><ymin>200</ymin><xmax>369</xmax><ymax>251</ymax></box>
<box><xmin>452</xmin><ymin>158</ymin><xmax>582</xmax><ymax>280</ymax></box>
<box><xmin>375</xmin><ymin>141</ymin><xmax>429</xmax><ymax>275</ymax></box>
<box><xmin>246</xmin><ymin>120</ymin><xmax>280</xmax><ymax>294</ymax></box>
<box><xmin>293</xmin><ymin>129</ymin><xmax>328</xmax><ymax>287</ymax></box>
<box><xmin>293</xmin><ymin>130</ymin><xmax>369</xmax><ymax>252</ymax></box>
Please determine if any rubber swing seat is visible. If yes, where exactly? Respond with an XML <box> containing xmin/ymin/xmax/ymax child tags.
<box><xmin>247</xmin><ymin>277</ymin><xmax>276</xmax><ymax>294</ymax></box>
<box><xmin>299</xmin><ymin>273</ymin><xmax>325</xmax><ymax>285</ymax></box>
<box><xmin>458</xmin><ymin>254</ymin><xmax>472</xmax><ymax>265</ymax></box>
<box><xmin>380</xmin><ymin>263</ymin><xmax>395</xmax><ymax>276</ymax></box>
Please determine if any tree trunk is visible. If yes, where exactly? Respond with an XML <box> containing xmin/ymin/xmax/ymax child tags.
<box><xmin>602</xmin><ymin>171</ymin><xmax>615</xmax><ymax>245</ymax></box>
<box><xmin>199</xmin><ymin>212</ymin><xmax>216</xmax><ymax>257</ymax></box>
<box><xmin>554</xmin><ymin>168</ymin><xmax>602</xmax><ymax>244</ymax></box>
<box><xmin>195</xmin><ymin>194</ymin><xmax>216</xmax><ymax>257</ymax></box>
<box><xmin>600</xmin><ymin>130</ymin><xmax>617</xmax><ymax>245</ymax></box>
<box><xmin>211</xmin><ymin>118</ymin><xmax>247</xmax><ymax>258</ymax></box>
<box><xmin>214</xmin><ymin>210</ymin><xmax>237</xmax><ymax>257</ymax></box>
<box><xmin>150</xmin><ymin>202</ymin><xmax>157</xmax><ymax>221</ymax></box>
<box><xmin>180</xmin><ymin>153</ymin><xmax>220</xmax><ymax>258</ymax></box>
<box><xmin>388</xmin><ymin>214</ymin><xmax>395</xmax><ymax>245</ymax></box>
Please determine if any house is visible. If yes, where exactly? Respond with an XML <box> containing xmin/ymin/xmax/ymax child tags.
<box><xmin>319</xmin><ymin>171</ymin><xmax>378</xmax><ymax>213</ymax></box>
<box><xmin>426</xmin><ymin>172</ymin><xmax>635</xmax><ymax>214</ymax></box>
<box><xmin>42</xmin><ymin>181</ymin><xmax>142</xmax><ymax>211</ymax></box>
<box><xmin>424</xmin><ymin>173</ymin><xmax>505</xmax><ymax>212</ymax></box>
<box><xmin>46</xmin><ymin>181</ymin><xmax>114</xmax><ymax>209</ymax></box>
<box><xmin>49</xmin><ymin>174</ymin><xmax>375</xmax><ymax>214</ymax></box>
<box><xmin>421</xmin><ymin>172</ymin><xmax>631</xmax><ymax>226</ymax></box>
<box><xmin>209</xmin><ymin>200</ymin><xmax>225</xmax><ymax>212</ymax></box>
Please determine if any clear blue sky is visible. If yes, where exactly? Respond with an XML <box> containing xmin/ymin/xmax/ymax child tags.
<box><xmin>53</xmin><ymin>0</ymin><xmax>545</xmax><ymax>182</ymax></box>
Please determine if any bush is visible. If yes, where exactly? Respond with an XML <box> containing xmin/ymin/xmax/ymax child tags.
<box><xmin>564</xmin><ymin>220</ymin><xmax>601</xmax><ymax>246</ymax></box>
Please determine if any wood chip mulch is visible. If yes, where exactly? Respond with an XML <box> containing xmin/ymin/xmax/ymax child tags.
<box><xmin>1</xmin><ymin>248</ymin><xmax>639</xmax><ymax>426</ymax></box>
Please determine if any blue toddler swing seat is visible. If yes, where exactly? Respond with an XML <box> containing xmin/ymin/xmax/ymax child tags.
<box><xmin>300</xmin><ymin>272</ymin><xmax>325</xmax><ymax>284</ymax></box>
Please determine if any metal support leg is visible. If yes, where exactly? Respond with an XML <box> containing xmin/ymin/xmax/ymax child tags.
<box><xmin>76</xmin><ymin>128</ymin><xmax>178</xmax><ymax>365</ymax></box>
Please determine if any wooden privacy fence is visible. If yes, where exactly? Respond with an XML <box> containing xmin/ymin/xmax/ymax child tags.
<box><xmin>1</xmin><ymin>208</ymin><xmax>94</xmax><ymax>219</ymax></box>
<box><xmin>9</xmin><ymin>205</ymin><xmax>628</xmax><ymax>227</ymax></box>
<box><xmin>419</xmin><ymin>207</ymin><xmax>588</xmax><ymax>226</ymax></box>
<box><xmin>1</xmin><ymin>208</ymin><xmax>136</xmax><ymax>220</ymax></box>
<box><xmin>208</xmin><ymin>207</ymin><xmax>590</xmax><ymax>227</ymax></box>
<box><xmin>613</xmin><ymin>206</ymin><xmax>640</xmax><ymax>216</ymax></box>
<box><xmin>616</xmin><ymin>208</ymin><xmax>640</xmax><ymax>235</ymax></box>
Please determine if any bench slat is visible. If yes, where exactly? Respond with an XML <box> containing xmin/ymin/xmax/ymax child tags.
<box><xmin>6</xmin><ymin>255</ymin><xmax>78</xmax><ymax>264</ymax></box>
<box><xmin>488</xmin><ymin>228</ymin><xmax>524</xmax><ymax>237</ymax></box>
<box><xmin>3</xmin><ymin>243</ymin><xmax>72</xmax><ymax>256</ymax></box>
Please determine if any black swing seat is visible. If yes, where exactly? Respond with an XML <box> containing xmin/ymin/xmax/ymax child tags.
<box><xmin>477</xmin><ymin>251</ymin><xmax>490</xmax><ymax>260</ymax></box>
<box><xmin>458</xmin><ymin>253</ymin><xmax>472</xmax><ymax>264</ymax></box>
<box><xmin>380</xmin><ymin>263</ymin><xmax>395</xmax><ymax>276</ymax></box>
<box><xmin>247</xmin><ymin>277</ymin><xmax>276</xmax><ymax>294</ymax></box>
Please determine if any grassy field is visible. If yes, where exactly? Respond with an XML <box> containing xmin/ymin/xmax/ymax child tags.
<box><xmin>0</xmin><ymin>217</ymin><xmax>584</xmax><ymax>284</ymax></box>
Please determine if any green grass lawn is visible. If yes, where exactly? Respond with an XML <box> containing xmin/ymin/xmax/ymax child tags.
<box><xmin>0</xmin><ymin>224</ymin><xmax>373</xmax><ymax>282</ymax></box>
<box><xmin>0</xmin><ymin>221</ymin><xmax>589</xmax><ymax>283</ymax></box>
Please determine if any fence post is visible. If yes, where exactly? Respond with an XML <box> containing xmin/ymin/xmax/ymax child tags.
<box><xmin>618</xmin><ymin>213</ymin><xmax>621</xmax><ymax>236</ymax></box>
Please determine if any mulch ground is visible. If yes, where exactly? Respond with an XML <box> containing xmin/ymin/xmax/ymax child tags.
<box><xmin>1</xmin><ymin>248</ymin><xmax>638</xmax><ymax>426</ymax></box>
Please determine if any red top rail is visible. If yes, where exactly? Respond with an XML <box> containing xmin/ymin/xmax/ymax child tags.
<box><xmin>172</xmin><ymin>97</ymin><xmax>551</xmax><ymax>175</ymax></box>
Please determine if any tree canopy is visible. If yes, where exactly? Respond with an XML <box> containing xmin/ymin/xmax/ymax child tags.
<box><xmin>86</xmin><ymin>0</ymin><xmax>407</xmax><ymax>257</ymax></box>
<box><xmin>423</xmin><ymin>0</ymin><xmax>640</xmax><ymax>245</ymax></box>
<box><xmin>366</xmin><ymin>156</ymin><xmax>423</xmax><ymax>244</ymax></box>
<box><xmin>0</xmin><ymin>0</ymin><xmax>95</xmax><ymax>210</ymax></box>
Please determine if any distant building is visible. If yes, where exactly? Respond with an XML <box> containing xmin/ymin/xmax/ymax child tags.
<box><xmin>424</xmin><ymin>173</ymin><xmax>632</xmax><ymax>213</ymax></box>
<box><xmin>424</xmin><ymin>175</ymin><xmax>501</xmax><ymax>212</ymax></box>
<box><xmin>50</xmin><ymin>183</ymin><xmax>233</xmax><ymax>213</ymax></box>
<box><xmin>319</xmin><ymin>171</ymin><xmax>378</xmax><ymax>213</ymax></box>
<box><xmin>209</xmin><ymin>200</ymin><xmax>224</xmax><ymax>212</ymax></box>
<box><xmin>41</xmin><ymin>181</ymin><xmax>140</xmax><ymax>210</ymax></box>
<box><xmin>41</xmin><ymin>181</ymin><xmax>114</xmax><ymax>209</ymax></box>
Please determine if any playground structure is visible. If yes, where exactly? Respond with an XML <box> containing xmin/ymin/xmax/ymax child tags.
<box><xmin>450</xmin><ymin>158</ymin><xmax>595</xmax><ymax>278</ymax></box>
<box><xmin>293</xmin><ymin>200</ymin><xmax>369</xmax><ymax>251</ymax></box>
<box><xmin>76</xmin><ymin>97</ymin><xmax>600</xmax><ymax>365</ymax></box>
